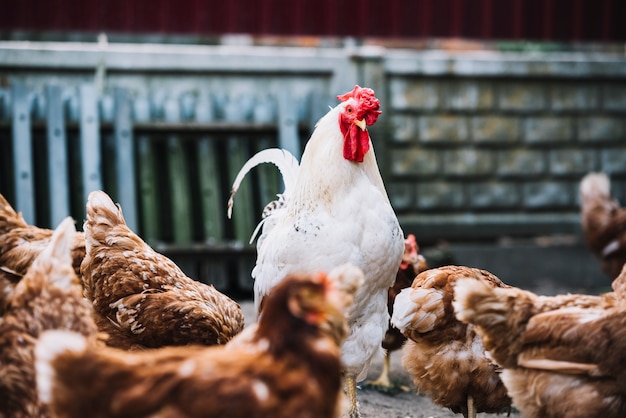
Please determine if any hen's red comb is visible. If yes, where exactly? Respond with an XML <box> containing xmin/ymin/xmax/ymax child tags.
<box><xmin>337</xmin><ymin>85</ymin><xmax>382</xmax><ymax>125</ymax></box>
<box><xmin>400</xmin><ymin>234</ymin><xmax>419</xmax><ymax>270</ymax></box>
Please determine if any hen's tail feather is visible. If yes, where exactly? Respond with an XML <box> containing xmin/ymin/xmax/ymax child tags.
<box><xmin>84</xmin><ymin>191</ymin><xmax>138</xmax><ymax>253</ymax></box>
<box><xmin>227</xmin><ymin>148</ymin><xmax>300</xmax><ymax>219</ymax></box>
<box><xmin>580</xmin><ymin>172</ymin><xmax>610</xmax><ymax>201</ymax></box>
<box><xmin>85</xmin><ymin>191</ymin><xmax>126</xmax><ymax>229</ymax></box>
<box><xmin>0</xmin><ymin>193</ymin><xmax>29</xmax><ymax>232</ymax></box>
<box><xmin>30</xmin><ymin>217</ymin><xmax>78</xmax><ymax>291</ymax></box>
<box><xmin>453</xmin><ymin>277</ymin><xmax>524</xmax><ymax>340</ymax></box>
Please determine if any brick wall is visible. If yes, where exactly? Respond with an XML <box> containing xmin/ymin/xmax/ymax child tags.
<box><xmin>2</xmin><ymin>43</ymin><xmax>625</xmax><ymax>247</ymax></box>
<box><xmin>384</xmin><ymin>60</ymin><xmax>626</xmax><ymax>242</ymax></box>
<box><xmin>2</xmin><ymin>43</ymin><xmax>625</xmax><ymax>288</ymax></box>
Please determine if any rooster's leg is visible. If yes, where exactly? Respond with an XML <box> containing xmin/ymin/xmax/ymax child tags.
<box><xmin>345</xmin><ymin>375</ymin><xmax>361</xmax><ymax>418</ymax></box>
<box><xmin>467</xmin><ymin>394</ymin><xmax>476</xmax><ymax>418</ymax></box>
<box><xmin>367</xmin><ymin>351</ymin><xmax>392</xmax><ymax>388</ymax></box>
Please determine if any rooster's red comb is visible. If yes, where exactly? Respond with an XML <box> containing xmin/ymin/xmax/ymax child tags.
<box><xmin>337</xmin><ymin>85</ymin><xmax>379</xmax><ymax>106</ymax></box>
<box><xmin>337</xmin><ymin>85</ymin><xmax>381</xmax><ymax>125</ymax></box>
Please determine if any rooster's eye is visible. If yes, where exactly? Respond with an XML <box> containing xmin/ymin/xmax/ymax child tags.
<box><xmin>346</xmin><ymin>106</ymin><xmax>353</xmax><ymax>114</ymax></box>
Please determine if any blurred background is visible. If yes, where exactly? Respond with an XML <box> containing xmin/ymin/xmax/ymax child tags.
<box><xmin>1</xmin><ymin>0</ymin><xmax>625</xmax><ymax>297</ymax></box>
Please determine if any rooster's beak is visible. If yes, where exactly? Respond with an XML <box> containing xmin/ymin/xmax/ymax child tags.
<box><xmin>354</xmin><ymin>119</ymin><xmax>366</xmax><ymax>131</ymax></box>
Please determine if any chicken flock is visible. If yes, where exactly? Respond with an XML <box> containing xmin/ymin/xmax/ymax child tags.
<box><xmin>0</xmin><ymin>86</ymin><xmax>625</xmax><ymax>418</ymax></box>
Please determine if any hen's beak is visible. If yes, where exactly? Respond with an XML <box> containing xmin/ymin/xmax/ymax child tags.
<box><xmin>354</xmin><ymin>118</ymin><xmax>366</xmax><ymax>131</ymax></box>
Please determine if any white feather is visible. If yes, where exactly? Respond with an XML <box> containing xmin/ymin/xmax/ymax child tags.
<box><xmin>390</xmin><ymin>288</ymin><xmax>416</xmax><ymax>333</ymax></box>
<box><xmin>227</xmin><ymin>148</ymin><xmax>300</xmax><ymax>219</ymax></box>
<box><xmin>35</xmin><ymin>330</ymin><xmax>87</xmax><ymax>403</ymax></box>
<box><xmin>242</xmin><ymin>99</ymin><xmax>404</xmax><ymax>382</ymax></box>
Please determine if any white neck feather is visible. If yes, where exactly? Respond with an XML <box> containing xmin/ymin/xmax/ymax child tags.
<box><xmin>289</xmin><ymin>105</ymin><xmax>390</xmax><ymax>213</ymax></box>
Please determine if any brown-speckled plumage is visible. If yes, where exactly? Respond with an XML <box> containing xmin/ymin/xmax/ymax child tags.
<box><xmin>383</xmin><ymin>234</ymin><xmax>429</xmax><ymax>352</ymax></box>
<box><xmin>0</xmin><ymin>267</ymin><xmax>22</xmax><ymax>316</ymax></box>
<box><xmin>81</xmin><ymin>190</ymin><xmax>244</xmax><ymax>349</ymax></box>
<box><xmin>0</xmin><ymin>193</ymin><xmax>85</xmax><ymax>280</ymax></box>
<box><xmin>580</xmin><ymin>172</ymin><xmax>626</xmax><ymax>279</ymax></box>
<box><xmin>35</xmin><ymin>265</ymin><xmax>363</xmax><ymax>418</ymax></box>
<box><xmin>0</xmin><ymin>218</ymin><xmax>98</xmax><ymax>418</ymax></box>
<box><xmin>391</xmin><ymin>265</ymin><xmax>512</xmax><ymax>417</ymax></box>
<box><xmin>454</xmin><ymin>264</ymin><xmax>626</xmax><ymax>418</ymax></box>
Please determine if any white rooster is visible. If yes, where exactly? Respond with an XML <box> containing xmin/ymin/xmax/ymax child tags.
<box><xmin>228</xmin><ymin>85</ymin><xmax>404</xmax><ymax>417</ymax></box>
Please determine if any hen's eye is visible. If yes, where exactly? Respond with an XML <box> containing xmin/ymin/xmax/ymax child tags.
<box><xmin>346</xmin><ymin>106</ymin><xmax>353</xmax><ymax>114</ymax></box>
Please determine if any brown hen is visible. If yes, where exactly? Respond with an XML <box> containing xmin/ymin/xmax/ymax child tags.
<box><xmin>35</xmin><ymin>264</ymin><xmax>363</xmax><ymax>418</ymax></box>
<box><xmin>454</xmin><ymin>264</ymin><xmax>626</xmax><ymax>418</ymax></box>
<box><xmin>0</xmin><ymin>266</ymin><xmax>21</xmax><ymax>316</ymax></box>
<box><xmin>0</xmin><ymin>217</ymin><xmax>98</xmax><ymax>418</ymax></box>
<box><xmin>391</xmin><ymin>265</ymin><xmax>512</xmax><ymax>418</ymax></box>
<box><xmin>81</xmin><ymin>190</ymin><xmax>244</xmax><ymax>349</ymax></box>
<box><xmin>367</xmin><ymin>234</ymin><xmax>428</xmax><ymax>391</ymax></box>
<box><xmin>0</xmin><ymin>193</ymin><xmax>85</xmax><ymax>287</ymax></box>
<box><xmin>580</xmin><ymin>172</ymin><xmax>626</xmax><ymax>279</ymax></box>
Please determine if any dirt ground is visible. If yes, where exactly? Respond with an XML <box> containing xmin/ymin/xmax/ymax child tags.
<box><xmin>358</xmin><ymin>351</ymin><xmax>518</xmax><ymax>418</ymax></box>
<box><xmin>238</xmin><ymin>277</ymin><xmax>599</xmax><ymax>417</ymax></box>
<box><xmin>239</xmin><ymin>300</ymin><xmax>518</xmax><ymax>418</ymax></box>
<box><xmin>356</xmin><ymin>281</ymin><xmax>602</xmax><ymax>418</ymax></box>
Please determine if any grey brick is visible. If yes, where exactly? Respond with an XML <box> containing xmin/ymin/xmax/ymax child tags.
<box><xmin>468</xmin><ymin>182</ymin><xmax>520</xmax><ymax>209</ymax></box>
<box><xmin>416</xmin><ymin>181</ymin><xmax>465</xmax><ymax>210</ymax></box>
<box><xmin>549</xmin><ymin>149</ymin><xmax>597</xmax><ymax>176</ymax></box>
<box><xmin>497</xmin><ymin>150</ymin><xmax>546</xmax><ymax>177</ymax></box>
<box><xmin>390</xmin><ymin>148</ymin><xmax>440</xmax><ymax>176</ymax></box>
<box><xmin>444</xmin><ymin>80</ymin><xmax>494</xmax><ymax>110</ymax></box>
<box><xmin>600</xmin><ymin>147</ymin><xmax>626</xmax><ymax>174</ymax></box>
<box><xmin>523</xmin><ymin>182</ymin><xmax>573</xmax><ymax>208</ymax></box>
<box><xmin>388</xmin><ymin>182</ymin><xmax>415</xmax><ymax>211</ymax></box>
<box><xmin>550</xmin><ymin>83</ymin><xmax>599</xmax><ymax>111</ymax></box>
<box><xmin>418</xmin><ymin>115</ymin><xmax>469</xmax><ymax>143</ymax></box>
<box><xmin>498</xmin><ymin>82</ymin><xmax>547</xmax><ymax>111</ymax></box>
<box><xmin>443</xmin><ymin>149</ymin><xmax>494</xmax><ymax>177</ymax></box>
<box><xmin>578</xmin><ymin>116</ymin><xmax>625</xmax><ymax>142</ymax></box>
<box><xmin>603</xmin><ymin>83</ymin><xmax>626</xmax><ymax>111</ymax></box>
<box><xmin>524</xmin><ymin>117</ymin><xmax>574</xmax><ymax>143</ymax></box>
<box><xmin>390</xmin><ymin>115</ymin><xmax>418</xmax><ymax>142</ymax></box>
<box><xmin>610</xmin><ymin>179</ymin><xmax>626</xmax><ymax>203</ymax></box>
<box><xmin>390</xmin><ymin>78</ymin><xmax>440</xmax><ymax>110</ymax></box>
<box><xmin>471</xmin><ymin>116</ymin><xmax>521</xmax><ymax>143</ymax></box>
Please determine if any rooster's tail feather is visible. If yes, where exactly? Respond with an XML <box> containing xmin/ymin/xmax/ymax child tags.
<box><xmin>227</xmin><ymin>148</ymin><xmax>300</xmax><ymax>219</ymax></box>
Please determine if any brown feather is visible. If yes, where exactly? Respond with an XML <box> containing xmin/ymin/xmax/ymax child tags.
<box><xmin>0</xmin><ymin>193</ymin><xmax>85</xmax><ymax>279</ymax></box>
<box><xmin>397</xmin><ymin>265</ymin><xmax>512</xmax><ymax>416</ymax></box>
<box><xmin>0</xmin><ymin>218</ymin><xmax>98</xmax><ymax>418</ymax></box>
<box><xmin>382</xmin><ymin>234</ymin><xmax>429</xmax><ymax>352</ymax></box>
<box><xmin>36</xmin><ymin>268</ymin><xmax>362</xmax><ymax>418</ymax></box>
<box><xmin>81</xmin><ymin>191</ymin><xmax>244</xmax><ymax>349</ymax></box>
<box><xmin>0</xmin><ymin>267</ymin><xmax>22</xmax><ymax>316</ymax></box>
<box><xmin>580</xmin><ymin>172</ymin><xmax>626</xmax><ymax>279</ymax></box>
<box><xmin>454</xmin><ymin>267</ymin><xmax>626</xmax><ymax>418</ymax></box>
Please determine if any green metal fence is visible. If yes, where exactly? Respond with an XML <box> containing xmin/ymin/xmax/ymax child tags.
<box><xmin>0</xmin><ymin>83</ymin><xmax>320</xmax><ymax>296</ymax></box>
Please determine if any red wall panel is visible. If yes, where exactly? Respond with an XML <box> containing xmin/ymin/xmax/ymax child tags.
<box><xmin>0</xmin><ymin>0</ymin><xmax>623</xmax><ymax>41</ymax></box>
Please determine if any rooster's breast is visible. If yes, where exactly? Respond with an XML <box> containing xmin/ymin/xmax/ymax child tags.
<box><xmin>254</xmin><ymin>180</ymin><xmax>404</xmax><ymax>306</ymax></box>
